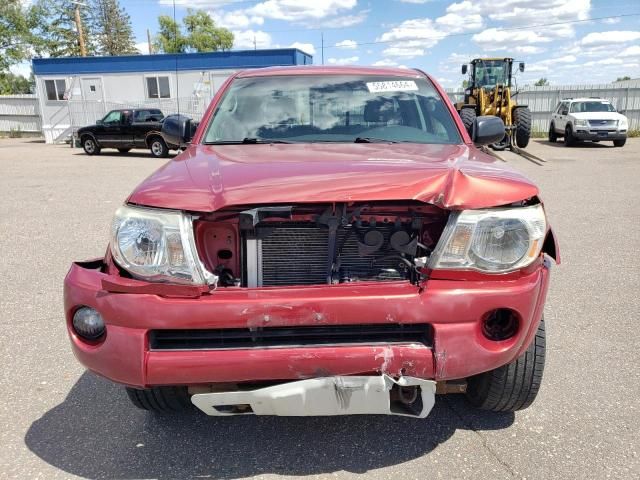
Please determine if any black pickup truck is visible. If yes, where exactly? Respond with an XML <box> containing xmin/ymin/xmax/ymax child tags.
<box><xmin>77</xmin><ymin>109</ymin><xmax>177</xmax><ymax>158</ymax></box>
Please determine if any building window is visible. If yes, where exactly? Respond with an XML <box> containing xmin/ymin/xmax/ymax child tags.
<box><xmin>146</xmin><ymin>76</ymin><xmax>171</xmax><ymax>99</ymax></box>
<box><xmin>44</xmin><ymin>79</ymin><xmax>67</xmax><ymax>101</ymax></box>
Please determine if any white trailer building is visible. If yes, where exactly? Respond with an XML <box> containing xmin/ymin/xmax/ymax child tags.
<box><xmin>32</xmin><ymin>49</ymin><xmax>313</xmax><ymax>144</ymax></box>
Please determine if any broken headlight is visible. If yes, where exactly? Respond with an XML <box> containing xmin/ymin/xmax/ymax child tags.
<box><xmin>110</xmin><ymin>205</ymin><xmax>211</xmax><ymax>285</ymax></box>
<box><xmin>428</xmin><ymin>204</ymin><xmax>546</xmax><ymax>273</ymax></box>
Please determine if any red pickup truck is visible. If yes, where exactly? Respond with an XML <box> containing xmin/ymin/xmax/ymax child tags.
<box><xmin>64</xmin><ymin>66</ymin><xmax>559</xmax><ymax>418</ymax></box>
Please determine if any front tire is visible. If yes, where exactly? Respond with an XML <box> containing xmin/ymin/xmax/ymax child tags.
<box><xmin>466</xmin><ymin>318</ymin><xmax>546</xmax><ymax>412</ymax></box>
<box><xmin>564</xmin><ymin>125</ymin><xmax>576</xmax><ymax>147</ymax></box>
<box><xmin>459</xmin><ymin>108</ymin><xmax>477</xmax><ymax>138</ymax></box>
<box><xmin>548</xmin><ymin>123</ymin><xmax>557</xmax><ymax>143</ymax></box>
<box><xmin>125</xmin><ymin>386</ymin><xmax>192</xmax><ymax>412</ymax></box>
<box><xmin>82</xmin><ymin>136</ymin><xmax>100</xmax><ymax>155</ymax></box>
<box><xmin>149</xmin><ymin>137</ymin><xmax>169</xmax><ymax>158</ymax></box>
<box><xmin>513</xmin><ymin>107</ymin><xmax>532</xmax><ymax>148</ymax></box>
<box><xmin>613</xmin><ymin>138</ymin><xmax>626</xmax><ymax>147</ymax></box>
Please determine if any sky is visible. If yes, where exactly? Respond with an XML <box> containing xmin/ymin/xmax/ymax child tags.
<box><xmin>16</xmin><ymin>0</ymin><xmax>640</xmax><ymax>86</ymax></box>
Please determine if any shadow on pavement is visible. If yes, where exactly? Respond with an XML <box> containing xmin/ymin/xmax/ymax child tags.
<box><xmin>25</xmin><ymin>372</ymin><xmax>514</xmax><ymax>479</ymax></box>
<box><xmin>543</xmin><ymin>140</ymin><xmax>614</xmax><ymax>149</ymax></box>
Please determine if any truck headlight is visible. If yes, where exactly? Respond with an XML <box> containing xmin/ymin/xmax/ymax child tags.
<box><xmin>618</xmin><ymin>117</ymin><xmax>628</xmax><ymax>129</ymax></box>
<box><xmin>574</xmin><ymin>119</ymin><xmax>588</xmax><ymax>127</ymax></box>
<box><xmin>429</xmin><ymin>204</ymin><xmax>546</xmax><ymax>273</ymax></box>
<box><xmin>110</xmin><ymin>205</ymin><xmax>213</xmax><ymax>285</ymax></box>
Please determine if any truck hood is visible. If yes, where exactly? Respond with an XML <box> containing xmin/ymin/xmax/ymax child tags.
<box><xmin>571</xmin><ymin>112</ymin><xmax>626</xmax><ymax>121</ymax></box>
<box><xmin>127</xmin><ymin>143</ymin><xmax>539</xmax><ymax>212</ymax></box>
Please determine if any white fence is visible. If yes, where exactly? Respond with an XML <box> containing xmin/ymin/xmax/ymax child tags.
<box><xmin>445</xmin><ymin>81</ymin><xmax>640</xmax><ymax>132</ymax></box>
<box><xmin>0</xmin><ymin>95</ymin><xmax>41</xmax><ymax>133</ymax></box>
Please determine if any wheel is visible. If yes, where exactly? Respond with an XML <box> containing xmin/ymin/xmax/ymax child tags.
<box><xmin>82</xmin><ymin>136</ymin><xmax>100</xmax><ymax>155</ymax></box>
<box><xmin>125</xmin><ymin>386</ymin><xmax>192</xmax><ymax>412</ymax></box>
<box><xmin>613</xmin><ymin>138</ymin><xmax>626</xmax><ymax>147</ymax></box>
<box><xmin>513</xmin><ymin>107</ymin><xmax>532</xmax><ymax>148</ymax></box>
<box><xmin>149</xmin><ymin>137</ymin><xmax>169</xmax><ymax>158</ymax></box>
<box><xmin>466</xmin><ymin>318</ymin><xmax>546</xmax><ymax>412</ymax></box>
<box><xmin>491</xmin><ymin>135</ymin><xmax>508</xmax><ymax>151</ymax></box>
<box><xmin>564</xmin><ymin>125</ymin><xmax>576</xmax><ymax>147</ymax></box>
<box><xmin>117</xmin><ymin>148</ymin><xmax>131</xmax><ymax>153</ymax></box>
<box><xmin>459</xmin><ymin>108</ymin><xmax>477</xmax><ymax>138</ymax></box>
<box><xmin>548</xmin><ymin>123</ymin><xmax>557</xmax><ymax>143</ymax></box>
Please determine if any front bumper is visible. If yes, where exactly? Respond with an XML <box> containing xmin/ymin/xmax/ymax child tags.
<box><xmin>573</xmin><ymin>128</ymin><xmax>626</xmax><ymax>141</ymax></box>
<box><xmin>64</xmin><ymin>260</ymin><xmax>551</xmax><ymax>388</ymax></box>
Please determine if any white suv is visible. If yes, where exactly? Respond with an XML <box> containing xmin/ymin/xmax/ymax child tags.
<box><xmin>549</xmin><ymin>98</ymin><xmax>628</xmax><ymax>147</ymax></box>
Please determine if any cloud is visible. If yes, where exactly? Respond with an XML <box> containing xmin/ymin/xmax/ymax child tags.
<box><xmin>335</xmin><ymin>39</ymin><xmax>357</xmax><ymax>50</ymax></box>
<box><xmin>602</xmin><ymin>17</ymin><xmax>621</xmax><ymax>25</ymax></box>
<box><xmin>435</xmin><ymin>13</ymin><xmax>483</xmax><ymax>33</ymax></box>
<box><xmin>249</xmin><ymin>0</ymin><xmax>357</xmax><ymax>22</ymax></box>
<box><xmin>289</xmin><ymin>42</ymin><xmax>315</xmax><ymax>55</ymax></box>
<box><xmin>618</xmin><ymin>45</ymin><xmax>640</xmax><ymax>58</ymax></box>
<box><xmin>210</xmin><ymin>10</ymin><xmax>264</xmax><ymax>29</ymax></box>
<box><xmin>232</xmin><ymin>30</ymin><xmax>272</xmax><ymax>49</ymax></box>
<box><xmin>135</xmin><ymin>42</ymin><xmax>149</xmax><ymax>55</ymax></box>
<box><xmin>525</xmin><ymin>55</ymin><xmax>577</xmax><ymax>73</ymax></box>
<box><xmin>327</xmin><ymin>56</ymin><xmax>359</xmax><ymax>65</ymax></box>
<box><xmin>397</xmin><ymin>0</ymin><xmax>431</xmax><ymax>3</ymax></box>
<box><xmin>372</xmin><ymin>59</ymin><xmax>399</xmax><ymax>67</ymax></box>
<box><xmin>580</xmin><ymin>30</ymin><xmax>640</xmax><ymax>47</ymax></box>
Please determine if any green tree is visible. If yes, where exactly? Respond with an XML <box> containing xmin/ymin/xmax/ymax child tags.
<box><xmin>154</xmin><ymin>9</ymin><xmax>233</xmax><ymax>54</ymax></box>
<box><xmin>183</xmin><ymin>10</ymin><xmax>233</xmax><ymax>53</ymax></box>
<box><xmin>0</xmin><ymin>72</ymin><xmax>32</xmax><ymax>94</ymax></box>
<box><xmin>154</xmin><ymin>15</ymin><xmax>187</xmax><ymax>53</ymax></box>
<box><xmin>534</xmin><ymin>78</ymin><xmax>549</xmax><ymax>86</ymax></box>
<box><xmin>461</xmin><ymin>79</ymin><xmax>469</xmax><ymax>88</ymax></box>
<box><xmin>615</xmin><ymin>76</ymin><xmax>631</xmax><ymax>82</ymax></box>
<box><xmin>90</xmin><ymin>0</ymin><xmax>137</xmax><ymax>56</ymax></box>
<box><xmin>0</xmin><ymin>0</ymin><xmax>48</xmax><ymax>72</ymax></box>
<box><xmin>37</xmin><ymin>0</ymin><xmax>96</xmax><ymax>57</ymax></box>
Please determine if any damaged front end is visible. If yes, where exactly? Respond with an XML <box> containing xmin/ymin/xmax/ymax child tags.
<box><xmin>195</xmin><ymin>201</ymin><xmax>448</xmax><ymax>289</ymax></box>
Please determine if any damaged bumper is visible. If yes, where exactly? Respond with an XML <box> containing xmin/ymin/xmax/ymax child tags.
<box><xmin>191</xmin><ymin>375</ymin><xmax>436</xmax><ymax>418</ymax></box>
<box><xmin>64</xmin><ymin>259</ymin><xmax>551</xmax><ymax>388</ymax></box>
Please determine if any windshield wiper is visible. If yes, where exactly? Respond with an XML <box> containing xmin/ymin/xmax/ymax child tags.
<box><xmin>354</xmin><ymin>137</ymin><xmax>398</xmax><ymax>144</ymax></box>
<box><xmin>205</xmin><ymin>138</ymin><xmax>293</xmax><ymax>145</ymax></box>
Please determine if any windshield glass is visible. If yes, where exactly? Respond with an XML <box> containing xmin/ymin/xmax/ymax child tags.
<box><xmin>473</xmin><ymin>60</ymin><xmax>509</xmax><ymax>88</ymax></box>
<box><xmin>204</xmin><ymin>75</ymin><xmax>461</xmax><ymax>145</ymax></box>
<box><xmin>570</xmin><ymin>101</ymin><xmax>616</xmax><ymax>113</ymax></box>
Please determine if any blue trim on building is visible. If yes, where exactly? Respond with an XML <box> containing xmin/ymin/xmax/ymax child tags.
<box><xmin>32</xmin><ymin>49</ymin><xmax>313</xmax><ymax>75</ymax></box>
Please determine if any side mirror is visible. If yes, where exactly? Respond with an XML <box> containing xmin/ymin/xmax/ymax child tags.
<box><xmin>472</xmin><ymin>116</ymin><xmax>505</xmax><ymax>145</ymax></box>
<box><xmin>561</xmin><ymin>109</ymin><xmax>568</xmax><ymax>116</ymax></box>
<box><xmin>96</xmin><ymin>119</ymin><xmax>103</xmax><ymax>125</ymax></box>
<box><xmin>161</xmin><ymin>114</ymin><xmax>197</xmax><ymax>147</ymax></box>
<box><xmin>461</xmin><ymin>64</ymin><xmax>468</xmax><ymax>75</ymax></box>
<box><xmin>519</xmin><ymin>62</ymin><xmax>525</xmax><ymax>72</ymax></box>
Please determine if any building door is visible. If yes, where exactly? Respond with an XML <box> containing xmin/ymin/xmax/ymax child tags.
<box><xmin>80</xmin><ymin>78</ymin><xmax>105</xmax><ymax>125</ymax></box>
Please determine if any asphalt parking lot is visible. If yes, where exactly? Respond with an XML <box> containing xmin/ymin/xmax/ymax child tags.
<box><xmin>1</xmin><ymin>137</ymin><xmax>639</xmax><ymax>479</ymax></box>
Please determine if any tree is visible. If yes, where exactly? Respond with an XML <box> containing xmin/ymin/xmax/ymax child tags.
<box><xmin>0</xmin><ymin>72</ymin><xmax>32</xmax><ymax>94</ymax></box>
<box><xmin>534</xmin><ymin>78</ymin><xmax>549</xmax><ymax>86</ymax></box>
<box><xmin>615</xmin><ymin>76</ymin><xmax>631</xmax><ymax>82</ymax></box>
<box><xmin>154</xmin><ymin>9</ymin><xmax>233</xmax><ymax>54</ymax></box>
<box><xmin>0</xmin><ymin>0</ymin><xmax>48</xmax><ymax>72</ymax></box>
<box><xmin>154</xmin><ymin>16</ymin><xmax>187</xmax><ymax>53</ymax></box>
<box><xmin>461</xmin><ymin>79</ymin><xmax>469</xmax><ymax>88</ymax></box>
<box><xmin>183</xmin><ymin>10</ymin><xmax>233</xmax><ymax>53</ymax></box>
<box><xmin>90</xmin><ymin>0</ymin><xmax>137</xmax><ymax>56</ymax></box>
<box><xmin>37</xmin><ymin>0</ymin><xmax>96</xmax><ymax>57</ymax></box>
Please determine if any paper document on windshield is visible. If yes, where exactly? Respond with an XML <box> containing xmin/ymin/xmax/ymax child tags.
<box><xmin>366</xmin><ymin>81</ymin><xmax>418</xmax><ymax>93</ymax></box>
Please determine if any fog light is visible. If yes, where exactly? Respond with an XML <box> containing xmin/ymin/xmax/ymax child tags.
<box><xmin>72</xmin><ymin>307</ymin><xmax>105</xmax><ymax>340</ymax></box>
<box><xmin>482</xmin><ymin>309</ymin><xmax>519</xmax><ymax>341</ymax></box>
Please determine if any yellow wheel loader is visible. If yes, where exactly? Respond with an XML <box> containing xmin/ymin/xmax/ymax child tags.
<box><xmin>457</xmin><ymin>58</ymin><xmax>532</xmax><ymax>151</ymax></box>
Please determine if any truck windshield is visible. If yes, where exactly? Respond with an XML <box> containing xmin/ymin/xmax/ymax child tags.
<box><xmin>204</xmin><ymin>75</ymin><xmax>461</xmax><ymax>145</ymax></box>
<box><xmin>570</xmin><ymin>101</ymin><xmax>616</xmax><ymax>113</ymax></box>
<box><xmin>473</xmin><ymin>60</ymin><xmax>509</xmax><ymax>88</ymax></box>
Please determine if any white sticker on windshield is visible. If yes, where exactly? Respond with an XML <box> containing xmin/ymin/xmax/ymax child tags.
<box><xmin>366</xmin><ymin>80</ymin><xmax>418</xmax><ymax>93</ymax></box>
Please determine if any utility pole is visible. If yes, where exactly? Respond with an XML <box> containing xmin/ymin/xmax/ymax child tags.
<box><xmin>321</xmin><ymin>32</ymin><xmax>324</xmax><ymax>65</ymax></box>
<box><xmin>253</xmin><ymin>35</ymin><xmax>257</xmax><ymax>50</ymax></box>
<box><xmin>72</xmin><ymin>1</ymin><xmax>87</xmax><ymax>57</ymax></box>
<box><xmin>147</xmin><ymin>28</ymin><xmax>153</xmax><ymax>55</ymax></box>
